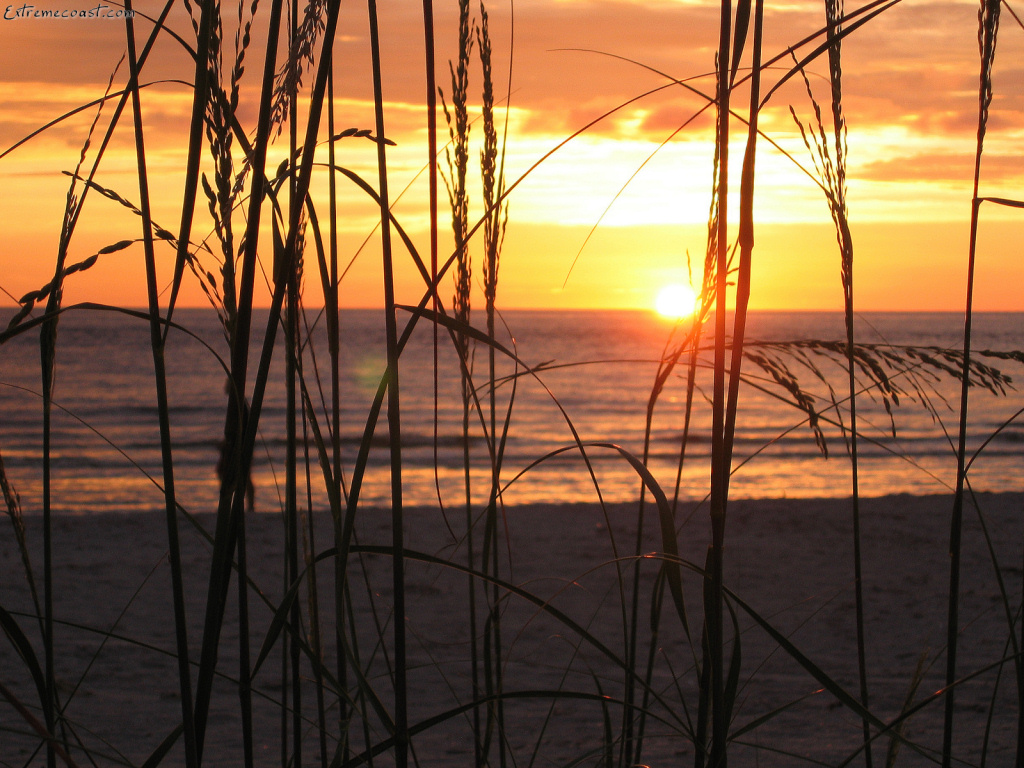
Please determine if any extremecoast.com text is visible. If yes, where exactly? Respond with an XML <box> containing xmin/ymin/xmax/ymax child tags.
<box><xmin>4</xmin><ymin>3</ymin><xmax>134</xmax><ymax>19</ymax></box>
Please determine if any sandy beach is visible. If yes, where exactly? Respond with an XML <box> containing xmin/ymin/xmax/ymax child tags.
<box><xmin>2</xmin><ymin>492</ymin><xmax>1023</xmax><ymax>766</ymax></box>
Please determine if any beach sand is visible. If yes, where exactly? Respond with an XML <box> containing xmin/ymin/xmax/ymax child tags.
<box><xmin>2</xmin><ymin>492</ymin><xmax>1023</xmax><ymax>766</ymax></box>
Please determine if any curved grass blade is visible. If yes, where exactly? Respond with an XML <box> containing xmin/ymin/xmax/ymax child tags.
<box><xmin>140</xmin><ymin>724</ymin><xmax>184</xmax><ymax>768</ymax></box>
<box><xmin>0</xmin><ymin>680</ymin><xmax>81</xmax><ymax>768</ymax></box>
<box><xmin>0</xmin><ymin>604</ymin><xmax>47</xmax><ymax>709</ymax></box>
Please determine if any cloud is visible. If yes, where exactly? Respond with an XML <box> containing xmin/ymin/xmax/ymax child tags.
<box><xmin>3</xmin><ymin>0</ymin><xmax>1021</xmax><ymax>309</ymax></box>
<box><xmin>0</xmin><ymin>0</ymin><xmax>1011</xmax><ymax>144</ymax></box>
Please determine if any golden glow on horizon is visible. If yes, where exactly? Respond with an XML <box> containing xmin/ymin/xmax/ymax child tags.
<box><xmin>1</xmin><ymin>0</ymin><xmax>1023</xmax><ymax>312</ymax></box>
<box><xmin>654</xmin><ymin>283</ymin><xmax>699</xmax><ymax>319</ymax></box>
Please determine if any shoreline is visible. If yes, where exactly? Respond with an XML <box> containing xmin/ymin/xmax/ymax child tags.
<box><xmin>10</xmin><ymin>487</ymin><xmax>1020</xmax><ymax>517</ymax></box>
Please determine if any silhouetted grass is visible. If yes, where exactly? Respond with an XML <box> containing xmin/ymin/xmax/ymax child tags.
<box><xmin>1</xmin><ymin>0</ymin><xmax>1023</xmax><ymax>766</ymax></box>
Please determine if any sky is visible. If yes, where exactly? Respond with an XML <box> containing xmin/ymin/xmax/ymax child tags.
<box><xmin>1</xmin><ymin>0</ymin><xmax>1023</xmax><ymax>312</ymax></box>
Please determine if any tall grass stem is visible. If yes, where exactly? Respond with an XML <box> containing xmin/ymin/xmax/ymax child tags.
<box><xmin>367</xmin><ymin>0</ymin><xmax>409</xmax><ymax>762</ymax></box>
<box><xmin>123</xmin><ymin>4</ymin><xmax>199</xmax><ymax>765</ymax></box>
<box><xmin>943</xmin><ymin>0</ymin><xmax>1000</xmax><ymax>762</ymax></box>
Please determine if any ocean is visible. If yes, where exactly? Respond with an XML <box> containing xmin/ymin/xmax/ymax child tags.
<box><xmin>0</xmin><ymin>308</ymin><xmax>1021</xmax><ymax>515</ymax></box>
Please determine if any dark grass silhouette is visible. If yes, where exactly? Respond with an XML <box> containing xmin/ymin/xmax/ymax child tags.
<box><xmin>1</xmin><ymin>0</ymin><xmax>1024</xmax><ymax>766</ymax></box>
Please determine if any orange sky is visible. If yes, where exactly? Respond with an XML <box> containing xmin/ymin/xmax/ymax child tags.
<box><xmin>1</xmin><ymin>0</ymin><xmax>1023</xmax><ymax>313</ymax></box>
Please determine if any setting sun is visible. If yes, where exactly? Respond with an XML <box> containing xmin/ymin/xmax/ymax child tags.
<box><xmin>655</xmin><ymin>284</ymin><xmax>699</xmax><ymax>319</ymax></box>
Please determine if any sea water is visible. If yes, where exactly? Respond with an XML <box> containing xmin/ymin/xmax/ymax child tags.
<box><xmin>0</xmin><ymin>308</ymin><xmax>1021</xmax><ymax>514</ymax></box>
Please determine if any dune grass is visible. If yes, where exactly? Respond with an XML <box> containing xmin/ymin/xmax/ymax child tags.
<box><xmin>1</xmin><ymin>0</ymin><xmax>1024</xmax><ymax>765</ymax></box>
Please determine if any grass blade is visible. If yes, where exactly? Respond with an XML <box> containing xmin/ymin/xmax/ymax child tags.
<box><xmin>942</xmin><ymin>1</ymin><xmax>1001</xmax><ymax>765</ymax></box>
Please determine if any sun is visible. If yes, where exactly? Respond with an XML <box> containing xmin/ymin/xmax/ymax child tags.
<box><xmin>654</xmin><ymin>284</ymin><xmax>699</xmax><ymax>319</ymax></box>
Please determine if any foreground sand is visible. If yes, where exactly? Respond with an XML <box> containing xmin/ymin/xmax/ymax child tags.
<box><xmin>2</xmin><ymin>492</ymin><xmax>1023</xmax><ymax>766</ymax></box>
